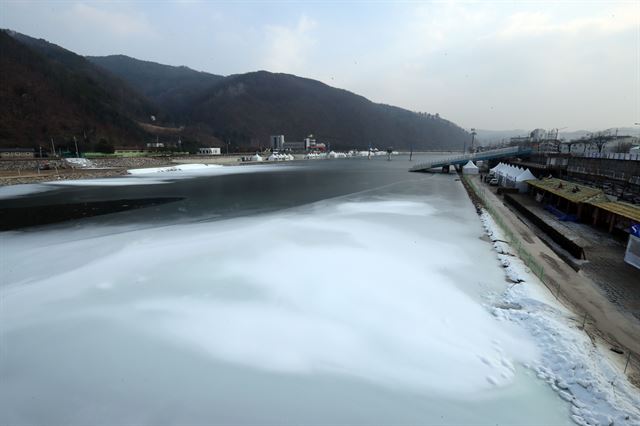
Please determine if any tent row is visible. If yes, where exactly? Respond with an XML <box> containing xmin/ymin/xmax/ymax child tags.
<box><xmin>489</xmin><ymin>162</ymin><xmax>537</xmax><ymax>193</ymax></box>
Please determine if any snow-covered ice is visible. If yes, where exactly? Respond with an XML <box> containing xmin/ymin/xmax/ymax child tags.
<box><xmin>127</xmin><ymin>163</ymin><xmax>224</xmax><ymax>175</ymax></box>
<box><xmin>35</xmin><ymin>163</ymin><xmax>295</xmax><ymax>188</ymax></box>
<box><xmin>1</xmin><ymin>198</ymin><xmax>536</xmax><ymax>395</ymax></box>
<box><xmin>0</xmin><ymin>183</ymin><xmax>54</xmax><ymax>199</ymax></box>
<box><xmin>3</xmin><ymin>174</ymin><xmax>636</xmax><ymax>424</ymax></box>
<box><xmin>44</xmin><ymin>177</ymin><xmax>170</xmax><ymax>187</ymax></box>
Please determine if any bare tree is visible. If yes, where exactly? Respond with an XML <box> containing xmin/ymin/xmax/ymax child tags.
<box><xmin>612</xmin><ymin>141</ymin><xmax>633</xmax><ymax>153</ymax></box>
<box><xmin>590</xmin><ymin>131</ymin><xmax>615</xmax><ymax>153</ymax></box>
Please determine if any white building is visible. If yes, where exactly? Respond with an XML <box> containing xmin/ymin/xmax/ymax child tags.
<box><xmin>271</xmin><ymin>135</ymin><xmax>285</xmax><ymax>150</ymax></box>
<box><xmin>304</xmin><ymin>135</ymin><xmax>316</xmax><ymax>149</ymax></box>
<box><xmin>198</xmin><ymin>147</ymin><xmax>221</xmax><ymax>155</ymax></box>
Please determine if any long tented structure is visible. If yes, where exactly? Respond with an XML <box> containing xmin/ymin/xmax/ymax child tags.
<box><xmin>491</xmin><ymin>162</ymin><xmax>537</xmax><ymax>192</ymax></box>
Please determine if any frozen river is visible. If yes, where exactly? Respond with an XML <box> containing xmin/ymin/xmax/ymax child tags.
<box><xmin>1</xmin><ymin>156</ymin><xmax>636</xmax><ymax>425</ymax></box>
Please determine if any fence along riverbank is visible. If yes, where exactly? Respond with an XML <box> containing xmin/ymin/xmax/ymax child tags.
<box><xmin>461</xmin><ymin>174</ymin><xmax>640</xmax><ymax>387</ymax></box>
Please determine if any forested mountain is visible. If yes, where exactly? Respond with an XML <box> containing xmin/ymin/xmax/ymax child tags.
<box><xmin>1</xmin><ymin>29</ymin><xmax>469</xmax><ymax>151</ymax></box>
<box><xmin>86</xmin><ymin>55</ymin><xmax>224</xmax><ymax>122</ymax></box>
<box><xmin>187</xmin><ymin>71</ymin><xmax>468</xmax><ymax>150</ymax></box>
<box><xmin>0</xmin><ymin>31</ymin><xmax>155</xmax><ymax>150</ymax></box>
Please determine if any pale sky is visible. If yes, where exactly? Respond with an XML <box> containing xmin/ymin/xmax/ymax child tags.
<box><xmin>2</xmin><ymin>1</ymin><xmax>639</xmax><ymax>131</ymax></box>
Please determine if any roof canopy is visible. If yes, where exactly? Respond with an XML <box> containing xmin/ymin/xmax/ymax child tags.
<box><xmin>588</xmin><ymin>200</ymin><xmax>640</xmax><ymax>223</ymax></box>
<box><xmin>515</xmin><ymin>169</ymin><xmax>536</xmax><ymax>182</ymax></box>
<box><xmin>526</xmin><ymin>177</ymin><xmax>640</xmax><ymax>223</ymax></box>
<box><xmin>526</xmin><ymin>177</ymin><xmax>603</xmax><ymax>203</ymax></box>
<box><xmin>463</xmin><ymin>160</ymin><xmax>478</xmax><ymax>169</ymax></box>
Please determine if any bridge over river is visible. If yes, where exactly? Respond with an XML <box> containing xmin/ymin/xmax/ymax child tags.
<box><xmin>410</xmin><ymin>146</ymin><xmax>533</xmax><ymax>172</ymax></box>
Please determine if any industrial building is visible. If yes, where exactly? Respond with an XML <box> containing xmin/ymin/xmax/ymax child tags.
<box><xmin>270</xmin><ymin>134</ymin><xmax>326</xmax><ymax>152</ymax></box>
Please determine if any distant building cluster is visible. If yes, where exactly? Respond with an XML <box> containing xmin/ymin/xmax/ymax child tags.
<box><xmin>500</xmin><ymin>129</ymin><xmax>640</xmax><ymax>156</ymax></box>
<box><xmin>270</xmin><ymin>134</ymin><xmax>326</xmax><ymax>152</ymax></box>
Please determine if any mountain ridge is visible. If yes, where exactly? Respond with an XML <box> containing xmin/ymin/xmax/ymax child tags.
<box><xmin>2</xmin><ymin>29</ymin><xmax>470</xmax><ymax>152</ymax></box>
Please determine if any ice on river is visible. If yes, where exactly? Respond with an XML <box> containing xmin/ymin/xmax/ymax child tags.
<box><xmin>1</xmin><ymin>187</ymin><xmax>629</xmax><ymax>424</ymax></box>
<box><xmin>46</xmin><ymin>163</ymin><xmax>295</xmax><ymax>187</ymax></box>
<box><xmin>0</xmin><ymin>183</ymin><xmax>53</xmax><ymax>199</ymax></box>
<box><xmin>1</xmin><ymin>197</ymin><xmax>534</xmax><ymax>394</ymax></box>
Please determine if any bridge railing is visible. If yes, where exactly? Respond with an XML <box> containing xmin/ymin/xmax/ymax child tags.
<box><xmin>410</xmin><ymin>146</ymin><xmax>528</xmax><ymax>172</ymax></box>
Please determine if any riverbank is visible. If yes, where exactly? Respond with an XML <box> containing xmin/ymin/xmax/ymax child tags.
<box><xmin>474</xmin><ymin>206</ymin><xmax>640</xmax><ymax>425</ymax></box>
<box><xmin>0</xmin><ymin>156</ymin><xmax>175</xmax><ymax>186</ymax></box>
<box><xmin>461</xmin><ymin>172</ymin><xmax>640</xmax><ymax>388</ymax></box>
<box><xmin>0</xmin><ymin>168</ymin><xmax>128</xmax><ymax>185</ymax></box>
<box><xmin>0</xmin><ymin>154</ymin><xmax>305</xmax><ymax>186</ymax></box>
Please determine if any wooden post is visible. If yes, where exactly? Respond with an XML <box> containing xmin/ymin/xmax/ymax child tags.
<box><xmin>609</xmin><ymin>213</ymin><xmax>615</xmax><ymax>233</ymax></box>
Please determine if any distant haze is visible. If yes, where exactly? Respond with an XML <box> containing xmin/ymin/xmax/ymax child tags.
<box><xmin>2</xmin><ymin>1</ymin><xmax>638</xmax><ymax>131</ymax></box>
<box><xmin>475</xmin><ymin>127</ymin><xmax>640</xmax><ymax>146</ymax></box>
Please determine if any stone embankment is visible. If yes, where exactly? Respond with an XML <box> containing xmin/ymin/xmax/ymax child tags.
<box><xmin>0</xmin><ymin>158</ymin><xmax>66</xmax><ymax>172</ymax></box>
<box><xmin>87</xmin><ymin>157</ymin><xmax>174</xmax><ymax>169</ymax></box>
<box><xmin>0</xmin><ymin>157</ymin><xmax>174</xmax><ymax>186</ymax></box>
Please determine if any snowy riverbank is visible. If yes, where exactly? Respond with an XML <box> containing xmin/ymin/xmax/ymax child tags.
<box><xmin>479</xmin><ymin>209</ymin><xmax>640</xmax><ymax>426</ymax></box>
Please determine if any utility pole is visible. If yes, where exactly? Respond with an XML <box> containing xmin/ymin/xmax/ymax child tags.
<box><xmin>409</xmin><ymin>144</ymin><xmax>413</xmax><ymax>161</ymax></box>
<box><xmin>50</xmin><ymin>138</ymin><xmax>56</xmax><ymax>157</ymax></box>
<box><xmin>73</xmin><ymin>136</ymin><xmax>79</xmax><ymax>158</ymax></box>
<box><xmin>470</xmin><ymin>128</ymin><xmax>477</xmax><ymax>153</ymax></box>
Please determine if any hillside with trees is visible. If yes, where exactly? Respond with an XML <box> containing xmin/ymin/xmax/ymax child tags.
<box><xmin>0</xmin><ymin>31</ymin><xmax>156</xmax><ymax>152</ymax></box>
<box><xmin>1</xmin><ymin>30</ymin><xmax>470</xmax><ymax>152</ymax></box>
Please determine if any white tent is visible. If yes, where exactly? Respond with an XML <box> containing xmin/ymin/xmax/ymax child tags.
<box><xmin>251</xmin><ymin>154</ymin><xmax>263</xmax><ymax>162</ymax></box>
<box><xmin>496</xmin><ymin>163</ymin><xmax>511</xmax><ymax>186</ymax></box>
<box><xmin>504</xmin><ymin>165</ymin><xmax>522</xmax><ymax>188</ymax></box>
<box><xmin>515</xmin><ymin>169</ymin><xmax>537</xmax><ymax>192</ymax></box>
<box><xmin>462</xmin><ymin>160</ymin><xmax>479</xmax><ymax>174</ymax></box>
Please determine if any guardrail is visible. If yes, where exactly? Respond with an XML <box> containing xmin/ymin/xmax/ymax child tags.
<box><xmin>410</xmin><ymin>146</ymin><xmax>531</xmax><ymax>172</ymax></box>
<box><xmin>573</xmin><ymin>152</ymin><xmax>640</xmax><ymax>161</ymax></box>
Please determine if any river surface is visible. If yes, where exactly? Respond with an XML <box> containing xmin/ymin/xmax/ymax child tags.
<box><xmin>0</xmin><ymin>155</ymin><xmax>572</xmax><ymax>425</ymax></box>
